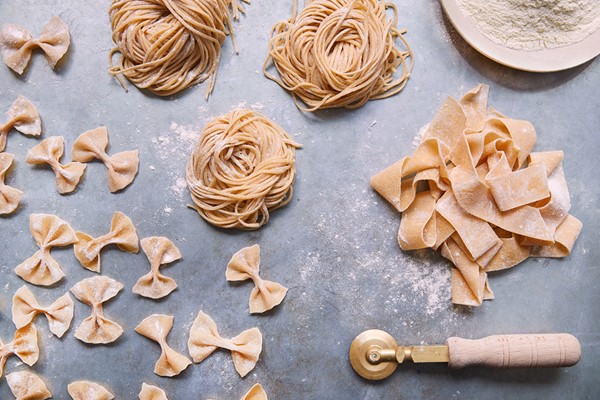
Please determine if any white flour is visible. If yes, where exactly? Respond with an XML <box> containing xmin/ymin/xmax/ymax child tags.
<box><xmin>457</xmin><ymin>0</ymin><xmax>600</xmax><ymax>51</ymax></box>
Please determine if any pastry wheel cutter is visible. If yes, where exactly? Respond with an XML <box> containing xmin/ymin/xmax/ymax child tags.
<box><xmin>349</xmin><ymin>329</ymin><xmax>581</xmax><ymax>380</ymax></box>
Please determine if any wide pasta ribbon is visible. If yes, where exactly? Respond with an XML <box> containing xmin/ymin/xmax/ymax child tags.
<box><xmin>70</xmin><ymin>276</ymin><xmax>124</xmax><ymax>344</ymax></box>
<box><xmin>139</xmin><ymin>383</ymin><xmax>168</xmax><ymax>400</ymax></box>
<box><xmin>188</xmin><ymin>311</ymin><xmax>262</xmax><ymax>377</ymax></box>
<box><xmin>74</xmin><ymin>211</ymin><xmax>139</xmax><ymax>273</ymax></box>
<box><xmin>6</xmin><ymin>371</ymin><xmax>52</xmax><ymax>400</ymax></box>
<box><xmin>68</xmin><ymin>381</ymin><xmax>114</xmax><ymax>400</ymax></box>
<box><xmin>15</xmin><ymin>213</ymin><xmax>77</xmax><ymax>286</ymax></box>
<box><xmin>133</xmin><ymin>236</ymin><xmax>181</xmax><ymax>299</ymax></box>
<box><xmin>0</xmin><ymin>324</ymin><xmax>39</xmax><ymax>378</ymax></box>
<box><xmin>0</xmin><ymin>153</ymin><xmax>22</xmax><ymax>214</ymax></box>
<box><xmin>12</xmin><ymin>285</ymin><xmax>74</xmax><ymax>338</ymax></box>
<box><xmin>0</xmin><ymin>16</ymin><xmax>70</xmax><ymax>74</ymax></box>
<box><xmin>371</xmin><ymin>84</ymin><xmax>582</xmax><ymax>306</ymax></box>
<box><xmin>72</xmin><ymin>126</ymin><xmax>139</xmax><ymax>192</ymax></box>
<box><xmin>0</xmin><ymin>96</ymin><xmax>41</xmax><ymax>152</ymax></box>
<box><xmin>26</xmin><ymin>136</ymin><xmax>87</xmax><ymax>194</ymax></box>
<box><xmin>227</xmin><ymin>244</ymin><xmax>288</xmax><ymax>314</ymax></box>
<box><xmin>135</xmin><ymin>314</ymin><xmax>192</xmax><ymax>377</ymax></box>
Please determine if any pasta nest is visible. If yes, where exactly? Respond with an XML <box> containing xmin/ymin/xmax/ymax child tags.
<box><xmin>186</xmin><ymin>109</ymin><xmax>301</xmax><ymax>230</ymax></box>
<box><xmin>264</xmin><ymin>0</ymin><xmax>413</xmax><ymax>111</ymax></box>
<box><xmin>108</xmin><ymin>0</ymin><xmax>244</xmax><ymax>97</ymax></box>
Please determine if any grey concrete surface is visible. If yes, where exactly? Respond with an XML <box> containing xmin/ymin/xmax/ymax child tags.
<box><xmin>0</xmin><ymin>1</ymin><xmax>598</xmax><ymax>399</ymax></box>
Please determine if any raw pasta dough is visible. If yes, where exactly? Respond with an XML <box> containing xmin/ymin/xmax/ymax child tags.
<box><xmin>26</xmin><ymin>136</ymin><xmax>87</xmax><ymax>194</ymax></box>
<box><xmin>371</xmin><ymin>84</ymin><xmax>582</xmax><ymax>306</ymax></box>
<box><xmin>68</xmin><ymin>381</ymin><xmax>114</xmax><ymax>400</ymax></box>
<box><xmin>0</xmin><ymin>153</ymin><xmax>22</xmax><ymax>214</ymax></box>
<box><xmin>15</xmin><ymin>213</ymin><xmax>77</xmax><ymax>286</ymax></box>
<box><xmin>186</xmin><ymin>109</ymin><xmax>301</xmax><ymax>230</ymax></box>
<box><xmin>241</xmin><ymin>384</ymin><xmax>268</xmax><ymax>400</ymax></box>
<box><xmin>72</xmin><ymin>126</ymin><xmax>139</xmax><ymax>192</ymax></box>
<box><xmin>208</xmin><ymin>384</ymin><xmax>268</xmax><ymax>400</ymax></box>
<box><xmin>0</xmin><ymin>16</ymin><xmax>70</xmax><ymax>74</ymax></box>
<box><xmin>6</xmin><ymin>370</ymin><xmax>52</xmax><ymax>400</ymax></box>
<box><xmin>139</xmin><ymin>383</ymin><xmax>169</xmax><ymax>400</ymax></box>
<box><xmin>12</xmin><ymin>285</ymin><xmax>74</xmax><ymax>338</ymax></box>
<box><xmin>71</xmin><ymin>276</ymin><xmax>124</xmax><ymax>344</ymax></box>
<box><xmin>0</xmin><ymin>96</ymin><xmax>41</xmax><ymax>152</ymax></box>
<box><xmin>74</xmin><ymin>211</ymin><xmax>139</xmax><ymax>273</ymax></box>
<box><xmin>135</xmin><ymin>314</ymin><xmax>192</xmax><ymax>377</ymax></box>
<box><xmin>188</xmin><ymin>310</ymin><xmax>262</xmax><ymax>377</ymax></box>
<box><xmin>109</xmin><ymin>0</ymin><xmax>247</xmax><ymax>97</ymax></box>
<box><xmin>0</xmin><ymin>324</ymin><xmax>39</xmax><ymax>378</ymax></box>
<box><xmin>227</xmin><ymin>244</ymin><xmax>288</xmax><ymax>314</ymax></box>
<box><xmin>133</xmin><ymin>236</ymin><xmax>182</xmax><ymax>299</ymax></box>
<box><xmin>264</xmin><ymin>0</ymin><xmax>413</xmax><ymax>111</ymax></box>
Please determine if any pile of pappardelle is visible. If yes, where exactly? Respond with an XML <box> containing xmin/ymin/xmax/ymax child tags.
<box><xmin>372</xmin><ymin>84</ymin><xmax>582</xmax><ymax>306</ymax></box>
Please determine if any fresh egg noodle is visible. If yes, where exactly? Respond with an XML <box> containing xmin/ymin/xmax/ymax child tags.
<box><xmin>186</xmin><ymin>109</ymin><xmax>301</xmax><ymax>230</ymax></box>
<box><xmin>264</xmin><ymin>0</ymin><xmax>413</xmax><ymax>111</ymax></box>
<box><xmin>108</xmin><ymin>0</ymin><xmax>247</xmax><ymax>97</ymax></box>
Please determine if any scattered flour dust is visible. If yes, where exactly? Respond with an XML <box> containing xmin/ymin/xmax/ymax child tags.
<box><xmin>150</xmin><ymin>122</ymin><xmax>200</xmax><ymax>215</ymax></box>
<box><xmin>412</xmin><ymin>123</ymin><xmax>429</xmax><ymax>148</ymax></box>
<box><xmin>296</xmin><ymin>183</ymin><xmax>457</xmax><ymax>329</ymax></box>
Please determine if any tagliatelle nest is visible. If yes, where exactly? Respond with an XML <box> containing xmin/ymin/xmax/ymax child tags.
<box><xmin>186</xmin><ymin>109</ymin><xmax>301</xmax><ymax>230</ymax></box>
<box><xmin>263</xmin><ymin>0</ymin><xmax>413</xmax><ymax>111</ymax></box>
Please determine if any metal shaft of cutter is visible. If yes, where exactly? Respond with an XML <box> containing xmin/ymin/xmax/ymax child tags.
<box><xmin>367</xmin><ymin>344</ymin><xmax>450</xmax><ymax>365</ymax></box>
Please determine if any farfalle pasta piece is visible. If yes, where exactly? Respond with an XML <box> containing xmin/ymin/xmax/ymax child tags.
<box><xmin>241</xmin><ymin>384</ymin><xmax>268</xmax><ymax>400</ymax></box>
<box><xmin>74</xmin><ymin>211</ymin><xmax>139</xmax><ymax>273</ymax></box>
<box><xmin>133</xmin><ymin>237</ymin><xmax>181</xmax><ymax>299</ymax></box>
<box><xmin>26</xmin><ymin>136</ymin><xmax>86</xmax><ymax>194</ymax></box>
<box><xmin>0</xmin><ymin>96</ymin><xmax>41</xmax><ymax>152</ymax></box>
<box><xmin>68</xmin><ymin>381</ymin><xmax>114</xmax><ymax>400</ymax></box>
<box><xmin>371</xmin><ymin>84</ymin><xmax>582</xmax><ymax>306</ymax></box>
<box><xmin>0</xmin><ymin>16</ymin><xmax>70</xmax><ymax>74</ymax></box>
<box><xmin>0</xmin><ymin>153</ymin><xmax>22</xmax><ymax>214</ymax></box>
<box><xmin>12</xmin><ymin>285</ymin><xmax>74</xmax><ymax>338</ymax></box>
<box><xmin>0</xmin><ymin>324</ymin><xmax>39</xmax><ymax>378</ymax></box>
<box><xmin>188</xmin><ymin>311</ymin><xmax>262</xmax><ymax>378</ymax></box>
<box><xmin>6</xmin><ymin>370</ymin><xmax>52</xmax><ymax>400</ymax></box>
<box><xmin>207</xmin><ymin>384</ymin><xmax>268</xmax><ymax>400</ymax></box>
<box><xmin>72</xmin><ymin>126</ymin><xmax>139</xmax><ymax>192</ymax></box>
<box><xmin>135</xmin><ymin>314</ymin><xmax>191</xmax><ymax>377</ymax></box>
<box><xmin>15</xmin><ymin>213</ymin><xmax>77</xmax><ymax>286</ymax></box>
<box><xmin>226</xmin><ymin>244</ymin><xmax>288</xmax><ymax>314</ymax></box>
<box><xmin>70</xmin><ymin>276</ymin><xmax>124</xmax><ymax>344</ymax></box>
<box><xmin>139</xmin><ymin>383</ymin><xmax>169</xmax><ymax>400</ymax></box>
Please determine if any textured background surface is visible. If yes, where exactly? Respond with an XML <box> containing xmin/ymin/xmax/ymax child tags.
<box><xmin>0</xmin><ymin>1</ymin><xmax>598</xmax><ymax>399</ymax></box>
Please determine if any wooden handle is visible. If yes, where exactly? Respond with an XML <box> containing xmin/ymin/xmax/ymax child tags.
<box><xmin>446</xmin><ymin>334</ymin><xmax>581</xmax><ymax>369</ymax></box>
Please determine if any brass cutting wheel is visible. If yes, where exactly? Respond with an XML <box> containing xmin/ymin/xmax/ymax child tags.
<box><xmin>349</xmin><ymin>329</ymin><xmax>398</xmax><ymax>380</ymax></box>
